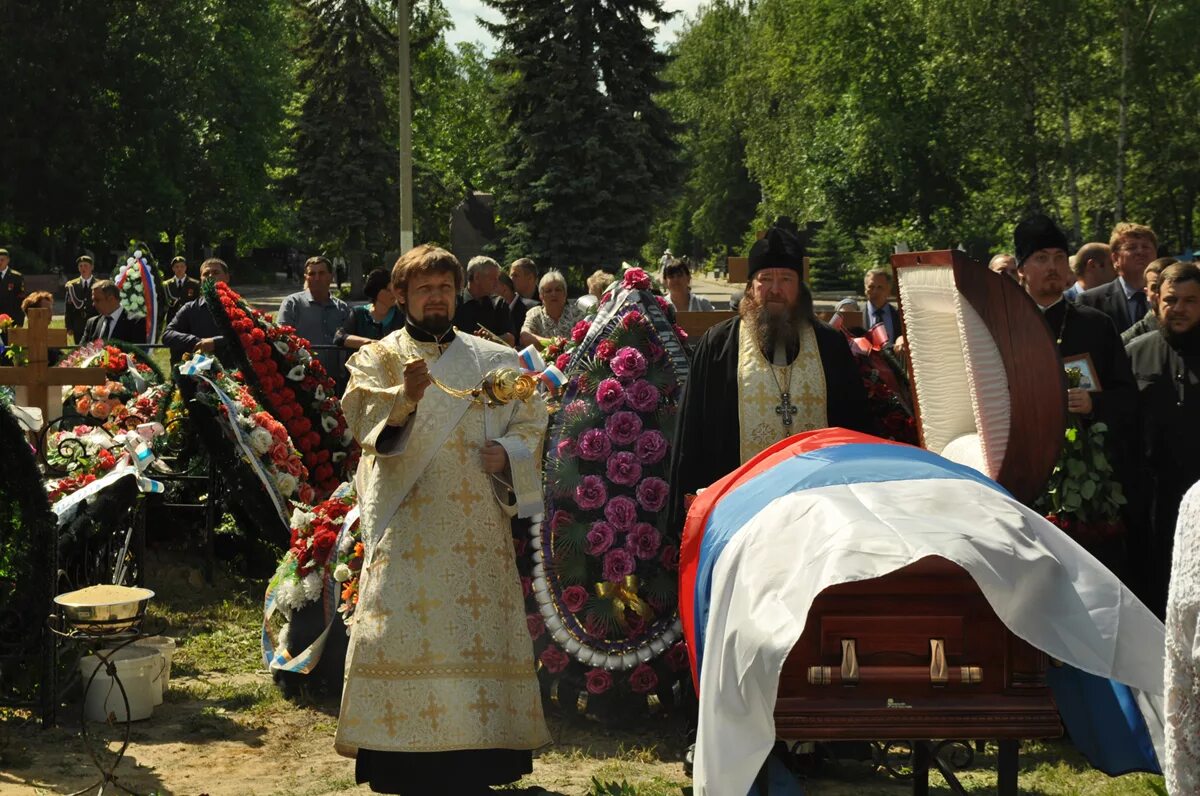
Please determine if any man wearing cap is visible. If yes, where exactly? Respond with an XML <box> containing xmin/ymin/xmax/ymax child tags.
<box><xmin>667</xmin><ymin>226</ymin><xmax>873</xmax><ymax>533</ymax></box>
<box><xmin>161</xmin><ymin>256</ymin><xmax>200</xmax><ymax>328</ymax></box>
<box><xmin>64</xmin><ymin>255</ymin><xmax>99</xmax><ymax>343</ymax></box>
<box><xmin>0</xmin><ymin>248</ymin><xmax>27</xmax><ymax>328</ymax></box>
<box><xmin>1015</xmin><ymin>214</ymin><xmax>1137</xmax><ymax>574</ymax></box>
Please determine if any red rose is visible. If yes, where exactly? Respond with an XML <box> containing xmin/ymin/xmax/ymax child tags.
<box><xmin>306</xmin><ymin>431</ymin><xmax>322</xmax><ymax>449</ymax></box>
<box><xmin>585</xmin><ymin>668</ymin><xmax>613</xmax><ymax>694</ymax></box>
<box><xmin>304</xmin><ymin>452</ymin><xmax>318</xmax><ymax>467</ymax></box>
<box><xmin>269</xmin><ymin>442</ymin><xmax>289</xmax><ymax>463</ymax></box>
<box><xmin>526</xmin><ymin>613</ymin><xmax>545</xmax><ymax>639</ymax></box>
<box><xmin>316</xmin><ymin>449</ymin><xmax>330</xmax><ymax>463</ymax></box>
<box><xmin>571</xmin><ymin>320</ymin><xmax>591</xmax><ymax>344</ymax></box>
<box><xmin>665</xmin><ymin>642</ymin><xmax>689</xmax><ymax>672</ymax></box>
<box><xmin>561</xmin><ymin>585</ymin><xmax>588</xmax><ymax>613</ymax></box>
<box><xmin>629</xmin><ymin>662</ymin><xmax>658</xmax><ymax>694</ymax></box>
<box><xmin>539</xmin><ymin>646</ymin><xmax>570</xmax><ymax>674</ymax></box>
<box><xmin>285</xmin><ymin>458</ymin><xmax>305</xmax><ymax>477</ymax></box>
<box><xmin>312</xmin><ymin>530</ymin><xmax>337</xmax><ymax>562</ymax></box>
<box><xmin>281</xmin><ymin>388</ymin><xmax>296</xmax><ymax>404</ymax></box>
<box><xmin>555</xmin><ymin>353</ymin><xmax>571</xmax><ymax>371</ymax></box>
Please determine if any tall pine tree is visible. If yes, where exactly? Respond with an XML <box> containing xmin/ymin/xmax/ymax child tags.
<box><xmin>484</xmin><ymin>0</ymin><xmax>679</xmax><ymax>274</ymax></box>
<box><xmin>286</xmin><ymin>0</ymin><xmax>397</xmax><ymax>253</ymax></box>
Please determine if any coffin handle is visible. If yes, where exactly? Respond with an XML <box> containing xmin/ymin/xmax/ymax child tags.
<box><xmin>930</xmin><ymin>638</ymin><xmax>948</xmax><ymax>684</ymax></box>
<box><xmin>840</xmin><ymin>639</ymin><xmax>859</xmax><ymax>684</ymax></box>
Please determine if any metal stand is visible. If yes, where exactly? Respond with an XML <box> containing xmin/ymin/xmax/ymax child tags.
<box><xmin>48</xmin><ymin>613</ymin><xmax>153</xmax><ymax>796</ymax></box>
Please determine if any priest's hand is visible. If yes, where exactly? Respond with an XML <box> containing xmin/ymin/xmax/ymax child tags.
<box><xmin>480</xmin><ymin>441</ymin><xmax>509</xmax><ymax>474</ymax></box>
<box><xmin>403</xmin><ymin>358</ymin><xmax>432</xmax><ymax>402</ymax></box>
<box><xmin>1067</xmin><ymin>388</ymin><xmax>1093</xmax><ymax>415</ymax></box>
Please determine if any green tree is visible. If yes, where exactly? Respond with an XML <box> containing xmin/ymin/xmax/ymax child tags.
<box><xmin>485</xmin><ymin>0</ymin><xmax>680</xmax><ymax>273</ymax></box>
<box><xmin>806</xmin><ymin>221</ymin><xmax>861</xmax><ymax>293</ymax></box>
<box><xmin>285</xmin><ymin>0</ymin><xmax>398</xmax><ymax>254</ymax></box>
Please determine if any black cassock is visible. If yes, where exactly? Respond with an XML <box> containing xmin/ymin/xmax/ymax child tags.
<box><xmin>667</xmin><ymin>316</ymin><xmax>873</xmax><ymax>534</ymax></box>
<box><xmin>1127</xmin><ymin>326</ymin><xmax>1200</xmax><ymax>618</ymax></box>
<box><xmin>1042</xmin><ymin>300</ymin><xmax>1140</xmax><ymax>581</ymax></box>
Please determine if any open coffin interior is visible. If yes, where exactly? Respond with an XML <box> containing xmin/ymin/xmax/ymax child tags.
<box><xmin>896</xmin><ymin>265</ymin><xmax>1011</xmax><ymax>481</ymax></box>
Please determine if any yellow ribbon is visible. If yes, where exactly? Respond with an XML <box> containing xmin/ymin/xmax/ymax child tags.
<box><xmin>595</xmin><ymin>575</ymin><xmax>654</xmax><ymax>631</ymax></box>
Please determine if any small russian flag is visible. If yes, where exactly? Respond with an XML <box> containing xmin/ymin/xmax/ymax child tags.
<box><xmin>538</xmin><ymin>365</ymin><xmax>567</xmax><ymax>390</ymax></box>
<box><xmin>518</xmin><ymin>345</ymin><xmax>547</xmax><ymax>373</ymax></box>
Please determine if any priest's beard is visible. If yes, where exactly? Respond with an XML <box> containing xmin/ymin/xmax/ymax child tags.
<box><xmin>410</xmin><ymin>309</ymin><xmax>452</xmax><ymax>337</ymax></box>
<box><xmin>1163</xmin><ymin>319</ymin><xmax>1200</xmax><ymax>354</ymax></box>
<box><xmin>740</xmin><ymin>291</ymin><xmax>809</xmax><ymax>358</ymax></box>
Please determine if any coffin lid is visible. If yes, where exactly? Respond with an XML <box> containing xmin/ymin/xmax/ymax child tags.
<box><xmin>891</xmin><ymin>250</ymin><xmax>1066</xmax><ymax>505</ymax></box>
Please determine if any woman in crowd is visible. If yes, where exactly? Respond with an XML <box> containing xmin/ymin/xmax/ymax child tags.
<box><xmin>663</xmin><ymin>258</ymin><xmax>714</xmax><ymax>313</ymax></box>
<box><xmin>520</xmin><ymin>270</ymin><xmax>582</xmax><ymax>348</ymax></box>
<box><xmin>334</xmin><ymin>268</ymin><xmax>404</xmax><ymax>350</ymax></box>
<box><xmin>18</xmin><ymin>291</ymin><xmax>61</xmax><ymax>363</ymax></box>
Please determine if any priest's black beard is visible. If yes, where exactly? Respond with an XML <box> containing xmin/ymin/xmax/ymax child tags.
<box><xmin>1162</xmin><ymin>321</ymin><xmax>1200</xmax><ymax>355</ymax></box>
<box><xmin>739</xmin><ymin>291</ymin><xmax>809</xmax><ymax>358</ymax></box>
<box><xmin>410</xmin><ymin>313</ymin><xmax>453</xmax><ymax>337</ymax></box>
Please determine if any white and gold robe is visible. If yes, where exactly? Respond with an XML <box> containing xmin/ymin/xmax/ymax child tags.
<box><xmin>335</xmin><ymin>328</ymin><xmax>550</xmax><ymax>758</ymax></box>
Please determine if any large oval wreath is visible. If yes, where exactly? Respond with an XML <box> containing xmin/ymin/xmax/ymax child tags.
<box><xmin>526</xmin><ymin>270</ymin><xmax>693</xmax><ymax>720</ymax></box>
<box><xmin>202</xmin><ymin>280</ymin><xmax>359</xmax><ymax>498</ymax></box>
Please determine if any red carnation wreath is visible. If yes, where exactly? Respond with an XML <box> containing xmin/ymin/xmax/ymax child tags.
<box><xmin>202</xmin><ymin>280</ymin><xmax>359</xmax><ymax>498</ymax></box>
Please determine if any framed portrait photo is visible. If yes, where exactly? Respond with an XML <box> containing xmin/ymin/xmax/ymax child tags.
<box><xmin>1063</xmin><ymin>353</ymin><xmax>1101</xmax><ymax>392</ymax></box>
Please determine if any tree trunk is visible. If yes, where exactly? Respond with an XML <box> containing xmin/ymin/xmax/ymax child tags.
<box><xmin>1062</xmin><ymin>92</ymin><xmax>1081</xmax><ymax>245</ymax></box>
<box><xmin>1116</xmin><ymin>17</ymin><xmax>1131</xmax><ymax>221</ymax></box>
<box><xmin>1022</xmin><ymin>73</ymin><xmax>1040</xmax><ymax>213</ymax></box>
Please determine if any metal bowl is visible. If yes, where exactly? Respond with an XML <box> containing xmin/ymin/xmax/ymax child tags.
<box><xmin>54</xmin><ymin>585</ymin><xmax>155</xmax><ymax>634</ymax></box>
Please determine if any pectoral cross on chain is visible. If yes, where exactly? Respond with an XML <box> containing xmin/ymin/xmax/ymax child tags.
<box><xmin>776</xmin><ymin>392</ymin><xmax>798</xmax><ymax>428</ymax></box>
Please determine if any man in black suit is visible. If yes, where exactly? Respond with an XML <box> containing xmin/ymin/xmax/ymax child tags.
<box><xmin>507</xmin><ymin>257</ymin><xmax>540</xmax><ymax>335</ymax></box>
<box><xmin>1076</xmin><ymin>222</ymin><xmax>1158</xmax><ymax>334</ymax></box>
<box><xmin>83</xmin><ymin>280</ymin><xmax>147</xmax><ymax>344</ymax></box>
<box><xmin>454</xmin><ymin>256</ymin><xmax>514</xmax><ymax>344</ymax></box>
<box><xmin>862</xmin><ymin>267</ymin><xmax>901</xmax><ymax>344</ymax></box>
<box><xmin>163</xmin><ymin>258</ymin><xmax>228</xmax><ymax>364</ymax></box>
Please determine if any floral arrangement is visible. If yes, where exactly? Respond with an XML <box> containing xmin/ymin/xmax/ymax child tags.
<box><xmin>59</xmin><ymin>341</ymin><xmax>164</xmax><ymax>423</ymax></box>
<box><xmin>524</xmin><ymin>269</ymin><xmax>692</xmax><ymax>720</ymax></box>
<box><xmin>203</xmin><ymin>279</ymin><xmax>358</xmax><ymax>498</ymax></box>
<box><xmin>1035</xmin><ymin>401</ymin><xmax>1126</xmax><ymax>545</ymax></box>
<box><xmin>856</xmin><ymin>353</ymin><xmax>917</xmax><ymax>444</ymax></box>
<box><xmin>334</xmin><ymin>517</ymin><xmax>364</xmax><ymax>624</ymax></box>
<box><xmin>269</xmin><ymin>493</ymin><xmax>356</xmax><ymax>613</ymax></box>
<box><xmin>189</xmin><ymin>363</ymin><xmax>316</xmax><ymax>506</ymax></box>
<box><xmin>114</xmin><ymin>245</ymin><xmax>160</xmax><ymax>343</ymax></box>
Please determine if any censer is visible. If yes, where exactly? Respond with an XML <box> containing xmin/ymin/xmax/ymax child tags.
<box><xmin>413</xmin><ymin>358</ymin><xmax>540</xmax><ymax>407</ymax></box>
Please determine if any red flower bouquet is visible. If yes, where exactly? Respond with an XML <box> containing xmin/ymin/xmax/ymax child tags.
<box><xmin>203</xmin><ymin>280</ymin><xmax>359</xmax><ymax>498</ymax></box>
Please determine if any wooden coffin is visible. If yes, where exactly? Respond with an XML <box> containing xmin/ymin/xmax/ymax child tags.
<box><xmin>774</xmin><ymin>251</ymin><xmax>1066</xmax><ymax>748</ymax></box>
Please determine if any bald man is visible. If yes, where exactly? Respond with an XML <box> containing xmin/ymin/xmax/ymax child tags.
<box><xmin>1064</xmin><ymin>242</ymin><xmax>1115</xmax><ymax>302</ymax></box>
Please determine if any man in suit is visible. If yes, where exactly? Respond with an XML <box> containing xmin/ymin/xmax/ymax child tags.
<box><xmin>454</xmin><ymin>255</ymin><xmax>514</xmax><ymax>344</ymax></box>
<box><xmin>0</xmin><ymin>247</ymin><xmax>27</xmax><ymax>328</ymax></box>
<box><xmin>507</xmin><ymin>257</ymin><xmax>540</xmax><ymax>336</ymax></box>
<box><xmin>1077</xmin><ymin>222</ymin><xmax>1158</xmax><ymax>334</ymax></box>
<box><xmin>163</xmin><ymin>258</ymin><xmax>229</xmax><ymax>364</ymax></box>
<box><xmin>64</xmin><ymin>255</ymin><xmax>99</xmax><ymax>343</ymax></box>
<box><xmin>1063</xmin><ymin>242</ymin><xmax>1115</xmax><ymax>302</ymax></box>
<box><xmin>160</xmin><ymin>256</ymin><xmax>200</xmax><ymax>328</ymax></box>
<box><xmin>83</xmin><ymin>280</ymin><xmax>146</xmax><ymax>344</ymax></box>
<box><xmin>862</xmin><ymin>267</ymin><xmax>900</xmax><ymax>344</ymax></box>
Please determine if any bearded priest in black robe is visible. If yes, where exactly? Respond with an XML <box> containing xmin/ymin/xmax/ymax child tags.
<box><xmin>1015</xmin><ymin>215</ymin><xmax>1139</xmax><ymax>580</ymax></box>
<box><xmin>668</xmin><ymin>227</ymin><xmax>873</xmax><ymax>533</ymax></box>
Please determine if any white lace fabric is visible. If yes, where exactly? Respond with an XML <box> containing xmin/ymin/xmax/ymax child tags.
<box><xmin>1166</xmin><ymin>481</ymin><xmax>1200</xmax><ymax>793</ymax></box>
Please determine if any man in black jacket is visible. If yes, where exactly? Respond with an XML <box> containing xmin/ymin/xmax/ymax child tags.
<box><xmin>1077</xmin><ymin>222</ymin><xmax>1158</xmax><ymax>334</ymax></box>
<box><xmin>83</xmin><ymin>280</ymin><xmax>146</xmax><ymax>344</ymax></box>
<box><xmin>163</xmin><ymin>258</ymin><xmax>228</xmax><ymax>364</ymax></box>
<box><xmin>1127</xmin><ymin>262</ymin><xmax>1200</xmax><ymax>617</ymax></box>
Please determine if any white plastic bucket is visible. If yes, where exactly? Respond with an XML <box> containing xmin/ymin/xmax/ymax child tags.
<box><xmin>132</xmin><ymin>636</ymin><xmax>176</xmax><ymax>704</ymax></box>
<box><xmin>78</xmin><ymin>647</ymin><xmax>159</xmax><ymax>722</ymax></box>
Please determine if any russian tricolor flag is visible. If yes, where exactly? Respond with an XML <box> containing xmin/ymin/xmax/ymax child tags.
<box><xmin>680</xmin><ymin>429</ymin><xmax>1165</xmax><ymax>795</ymax></box>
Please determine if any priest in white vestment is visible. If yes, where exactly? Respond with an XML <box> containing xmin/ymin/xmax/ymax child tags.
<box><xmin>335</xmin><ymin>245</ymin><xmax>551</xmax><ymax>796</ymax></box>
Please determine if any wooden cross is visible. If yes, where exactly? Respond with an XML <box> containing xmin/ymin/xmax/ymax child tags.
<box><xmin>0</xmin><ymin>308</ymin><xmax>105</xmax><ymax>427</ymax></box>
<box><xmin>776</xmin><ymin>392</ymin><xmax>799</xmax><ymax>428</ymax></box>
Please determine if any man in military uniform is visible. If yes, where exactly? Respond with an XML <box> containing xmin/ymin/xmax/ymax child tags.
<box><xmin>161</xmin><ymin>256</ymin><xmax>199</xmax><ymax>328</ymax></box>
<box><xmin>64</xmin><ymin>254</ymin><xmax>99</xmax><ymax>343</ymax></box>
<box><xmin>0</xmin><ymin>248</ymin><xmax>27</xmax><ymax>330</ymax></box>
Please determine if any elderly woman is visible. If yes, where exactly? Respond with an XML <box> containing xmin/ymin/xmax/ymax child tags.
<box><xmin>520</xmin><ymin>270</ymin><xmax>583</xmax><ymax>348</ymax></box>
<box><xmin>335</xmin><ymin>268</ymin><xmax>405</xmax><ymax>350</ymax></box>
